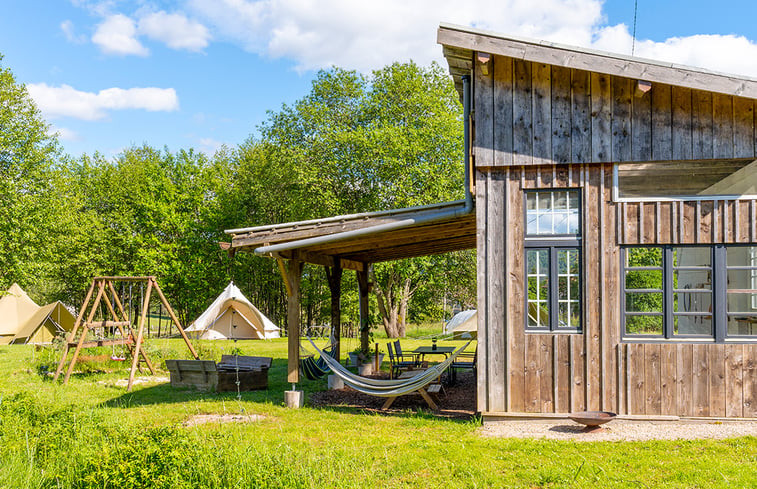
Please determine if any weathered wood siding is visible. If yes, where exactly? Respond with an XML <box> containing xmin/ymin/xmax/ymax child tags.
<box><xmin>477</xmin><ymin>163</ymin><xmax>757</xmax><ymax>417</ymax></box>
<box><xmin>473</xmin><ymin>55</ymin><xmax>757</xmax><ymax>168</ymax></box>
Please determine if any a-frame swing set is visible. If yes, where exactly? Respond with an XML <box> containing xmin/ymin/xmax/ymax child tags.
<box><xmin>53</xmin><ymin>276</ymin><xmax>199</xmax><ymax>391</ymax></box>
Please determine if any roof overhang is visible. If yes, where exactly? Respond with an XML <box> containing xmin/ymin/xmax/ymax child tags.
<box><xmin>438</xmin><ymin>23</ymin><xmax>757</xmax><ymax>101</ymax></box>
<box><xmin>225</xmin><ymin>200</ymin><xmax>476</xmax><ymax>270</ymax></box>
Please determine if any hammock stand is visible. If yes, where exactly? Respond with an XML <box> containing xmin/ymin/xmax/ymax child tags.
<box><xmin>308</xmin><ymin>338</ymin><xmax>471</xmax><ymax>410</ymax></box>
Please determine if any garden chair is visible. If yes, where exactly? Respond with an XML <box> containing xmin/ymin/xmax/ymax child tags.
<box><xmin>393</xmin><ymin>339</ymin><xmax>420</xmax><ymax>367</ymax></box>
<box><xmin>449</xmin><ymin>347</ymin><xmax>477</xmax><ymax>384</ymax></box>
<box><xmin>386</xmin><ymin>342</ymin><xmax>418</xmax><ymax>379</ymax></box>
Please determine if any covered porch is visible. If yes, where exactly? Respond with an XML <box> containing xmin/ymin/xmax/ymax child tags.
<box><xmin>225</xmin><ymin>199</ymin><xmax>476</xmax><ymax>387</ymax></box>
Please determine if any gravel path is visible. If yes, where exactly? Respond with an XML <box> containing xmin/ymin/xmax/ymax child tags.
<box><xmin>479</xmin><ymin>419</ymin><xmax>757</xmax><ymax>441</ymax></box>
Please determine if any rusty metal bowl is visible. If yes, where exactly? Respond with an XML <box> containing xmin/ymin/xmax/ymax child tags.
<box><xmin>568</xmin><ymin>411</ymin><xmax>617</xmax><ymax>432</ymax></box>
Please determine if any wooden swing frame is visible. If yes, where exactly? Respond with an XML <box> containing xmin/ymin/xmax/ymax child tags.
<box><xmin>53</xmin><ymin>276</ymin><xmax>199</xmax><ymax>391</ymax></box>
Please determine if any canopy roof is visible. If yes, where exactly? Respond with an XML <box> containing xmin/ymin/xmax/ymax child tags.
<box><xmin>438</xmin><ymin>23</ymin><xmax>757</xmax><ymax>101</ymax></box>
<box><xmin>226</xmin><ymin>200</ymin><xmax>476</xmax><ymax>269</ymax></box>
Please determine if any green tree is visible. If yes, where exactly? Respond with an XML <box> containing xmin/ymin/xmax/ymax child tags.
<box><xmin>0</xmin><ymin>55</ymin><xmax>67</xmax><ymax>296</ymax></box>
<box><xmin>227</xmin><ymin>61</ymin><xmax>472</xmax><ymax>338</ymax></box>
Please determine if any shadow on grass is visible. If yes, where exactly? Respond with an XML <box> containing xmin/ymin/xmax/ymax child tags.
<box><xmin>95</xmin><ymin>357</ymin><xmax>477</xmax><ymax>424</ymax></box>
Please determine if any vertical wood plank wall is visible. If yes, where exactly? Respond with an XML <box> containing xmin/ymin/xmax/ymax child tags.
<box><xmin>479</xmin><ymin>163</ymin><xmax>757</xmax><ymax>418</ymax></box>
<box><xmin>474</xmin><ymin>54</ymin><xmax>757</xmax><ymax>418</ymax></box>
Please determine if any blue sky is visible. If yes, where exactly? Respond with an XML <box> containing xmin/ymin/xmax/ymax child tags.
<box><xmin>2</xmin><ymin>1</ymin><xmax>757</xmax><ymax>158</ymax></box>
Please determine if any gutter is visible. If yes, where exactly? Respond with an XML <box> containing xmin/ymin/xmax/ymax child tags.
<box><xmin>253</xmin><ymin>74</ymin><xmax>474</xmax><ymax>257</ymax></box>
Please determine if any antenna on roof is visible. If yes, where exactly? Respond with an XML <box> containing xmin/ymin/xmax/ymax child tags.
<box><xmin>631</xmin><ymin>0</ymin><xmax>639</xmax><ymax>56</ymax></box>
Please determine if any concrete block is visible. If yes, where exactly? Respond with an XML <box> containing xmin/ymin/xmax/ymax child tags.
<box><xmin>328</xmin><ymin>375</ymin><xmax>344</xmax><ymax>390</ymax></box>
<box><xmin>285</xmin><ymin>390</ymin><xmax>304</xmax><ymax>408</ymax></box>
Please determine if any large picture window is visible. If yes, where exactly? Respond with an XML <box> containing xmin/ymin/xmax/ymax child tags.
<box><xmin>622</xmin><ymin>245</ymin><xmax>757</xmax><ymax>342</ymax></box>
<box><xmin>525</xmin><ymin>190</ymin><xmax>581</xmax><ymax>332</ymax></box>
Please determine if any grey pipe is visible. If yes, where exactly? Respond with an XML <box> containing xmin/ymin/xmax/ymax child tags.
<box><xmin>253</xmin><ymin>72</ymin><xmax>475</xmax><ymax>257</ymax></box>
<box><xmin>462</xmin><ymin>74</ymin><xmax>472</xmax><ymax>208</ymax></box>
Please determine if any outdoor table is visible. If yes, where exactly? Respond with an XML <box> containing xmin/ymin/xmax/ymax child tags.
<box><xmin>412</xmin><ymin>345</ymin><xmax>456</xmax><ymax>362</ymax></box>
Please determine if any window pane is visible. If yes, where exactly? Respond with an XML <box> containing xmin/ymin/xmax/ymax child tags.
<box><xmin>626</xmin><ymin>315</ymin><xmax>663</xmax><ymax>335</ymax></box>
<box><xmin>674</xmin><ymin>270</ymin><xmax>711</xmax><ymax>290</ymax></box>
<box><xmin>626</xmin><ymin>247</ymin><xmax>662</xmax><ymax>267</ymax></box>
<box><xmin>674</xmin><ymin>315</ymin><xmax>712</xmax><ymax>335</ymax></box>
<box><xmin>626</xmin><ymin>292</ymin><xmax>662</xmax><ymax>312</ymax></box>
<box><xmin>526</xmin><ymin>192</ymin><xmax>537</xmax><ymax>210</ymax></box>
<box><xmin>727</xmin><ymin>292</ymin><xmax>757</xmax><ymax>313</ymax></box>
<box><xmin>673</xmin><ymin>247</ymin><xmax>711</xmax><ymax>267</ymax></box>
<box><xmin>538</xmin><ymin>213</ymin><xmax>554</xmax><ymax>234</ymax></box>
<box><xmin>527</xmin><ymin>249</ymin><xmax>548</xmax><ymax>274</ymax></box>
<box><xmin>527</xmin><ymin>249</ymin><xmax>549</xmax><ymax>328</ymax></box>
<box><xmin>674</xmin><ymin>292</ymin><xmax>712</xmax><ymax>313</ymax></box>
<box><xmin>527</xmin><ymin>301</ymin><xmax>549</xmax><ymax>328</ymax></box>
<box><xmin>728</xmin><ymin>314</ymin><xmax>757</xmax><ymax>336</ymax></box>
<box><xmin>526</xmin><ymin>190</ymin><xmax>579</xmax><ymax>235</ymax></box>
<box><xmin>726</xmin><ymin>269</ymin><xmax>757</xmax><ymax>291</ymax></box>
<box><xmin>625</xmin><ymin>270</ymin><xmax>662</xmax><ymax>290</ymax></box>
<box><xmin>726</xmin><ymin>246</ymin><xmax>757</xmax><ymax>267</ymax></box>
<box><xmin>538</xmin><ymin>192</ymin><xmax>552</xmax><ymax>210</ymax></box>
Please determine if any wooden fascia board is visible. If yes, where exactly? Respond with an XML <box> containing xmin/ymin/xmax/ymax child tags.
<box><xmin>438</xmin><ymin>26</ymin><xmax>757</xmax><ymax>100</ymax></box>
<box><xmin>276</xmin><ymin>250</ymin><xmax>365</xmax><ymax>272</ymax></box>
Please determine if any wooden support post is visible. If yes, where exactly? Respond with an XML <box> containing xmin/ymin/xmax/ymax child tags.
<box><xmin>152</xmin><ymin>279</ymin><xmax>199</xmax><ymax>360</ymax></box>
<box><xmin>281</xmin><ymin>259</ymin><xmax>303</xmax><ymax>384</ymax></box>
<box><xmin>127</xmin><ymin>280</ymin><xmax>152</xmax><ymax>391</ymax></box>
<box><xmin>325</xmin><ymin>263</ymin><xmax>342</xmax><ymax>362</ymax></box>
<box><xmin>62</xmin><ymin>280</ymin><xmax>106</xmax><ymax>384</ymax></box>
<box><xmin>357</xmin><ymin>268</ymin><xmax>371</xmax><ymax>354</ymax></box>
<box><xmin>53</xmin><ymin>279</ymin><xmax>96</xmax><ymax>381</ymax></box>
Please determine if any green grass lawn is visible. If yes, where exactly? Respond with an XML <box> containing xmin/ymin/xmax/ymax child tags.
<box><xmin>0</xmin><ymin>337</ymin><xmax>755</xmax><ymax>489</ymax></box>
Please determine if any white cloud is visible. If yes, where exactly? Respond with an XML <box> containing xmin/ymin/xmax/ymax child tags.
<box><xmin>185</xmin><ymin>0</ymin><xmax>757</xmax><ymax>79</ymax></box>
<box><xmin>49</xmin><ymin>126</ymin><xmax>80</xmax><ymax>142</ymax></box>
<box><xmin>26</xmin><ymin>83</ymin><xmax>179</xmax><ymax>121</ymax></box>
<box><xmin>592</xmin><ymin>24</ymin><xmax>757</xmax><ymax>78</ymax></box>
<box><xmin>188</xmin><ymin>0</ymin><xmax>604</xmax><ymax>72</ymax></box>
<box><xmin>61</xmin><ymin>20</ymin><xmax>87</xmax><ymax>44</ymax></box>
<box><xmin>138</xmin><ymin>11</ymin><xmax>211</xmax><ymax>51</ymax></box>
<box><xmin>92</xmin><ymin>14</ymin><xmax>148</xmax><ymax>56</ymax></box>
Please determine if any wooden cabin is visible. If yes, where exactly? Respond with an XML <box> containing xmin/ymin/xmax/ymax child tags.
<box><xmin>439</xmin><ymin>23</ymin><xmax>757</xmax><ymax>420</ymax></box>
<box><xmin>227</xmin><ymin>23</ymin><xmax>757</xmax><ymax>422</ymax></box>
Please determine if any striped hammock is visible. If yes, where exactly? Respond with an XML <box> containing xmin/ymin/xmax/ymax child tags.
<box><xmin>307</xmin><ymin>337</ymin><xmax>472</xmax><ymax>397</ymax></box>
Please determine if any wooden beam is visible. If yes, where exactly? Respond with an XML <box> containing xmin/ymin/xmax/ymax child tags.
<box><xmin>357</xmin><ymin>268</ymin><xmax>371</xmax><ymax>354</ymax></box>
<box><xmin>282</xmin><ymin>259</ymin><xmax>303</xmax><ymax>384</ymax></box>
<box><xmin>62</xmin><ymin>280</ymin><xmax>106</xmax><ymax>384</ymax></box>
<box><xmin>325</xmin><ymin>263</ymin><xmax>343</xmax><ymax>362</ymax></box>
<box><xmin>53</xmin><ymin>279</ymin><xmax>96</xmax><ymax>381</ymax></box>
<box><xmin>127</xmin><ymin>279</ymin><xmax>153</xmax><ymax>391</ymax></box>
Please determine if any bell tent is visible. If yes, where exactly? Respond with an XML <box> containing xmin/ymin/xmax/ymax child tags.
<box><xmin>444</xmin><ymin>309</ymin><xmax>477</xmax><ymax>339</ymax></box>
<box><xmin>185</xmin><ymin>282</ymin><xmax>280</xmax><ymax>340</ymax></box>
<box><xmin>11</xmin><ymin>301</ymin><xmax>76</xmax><ymax>345</ymax></box>
<box><xmin>0</xmin><ymin>284</ymin><xmax>41</xmax><ymax>344</ymax></box>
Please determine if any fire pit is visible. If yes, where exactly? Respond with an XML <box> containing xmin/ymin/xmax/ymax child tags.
<box><xmin>568</xmin><ymin>411</ymin><xmax>617</xmax><ymax>432</ymax></box>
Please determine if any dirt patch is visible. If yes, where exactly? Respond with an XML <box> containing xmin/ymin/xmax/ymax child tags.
<box><xmin>479</xmin><ymin>419</ymin><xmax>757</xmax><ymax>441</ymax></box>
<box><xmin>183</xmin><ymin>414</ymin><xmax>265</xmax><ymax>427</ymax></box>
<box><xmin>308</xmin><ymin>370</ymin><xmax>476</xmax><ymax>419</ymax></box>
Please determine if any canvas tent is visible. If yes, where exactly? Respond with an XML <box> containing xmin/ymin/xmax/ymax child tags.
<box><xmin>11</xmin><ymin>301</ymin><xmax>76</xmax><ymax>345</ymax></box>
<box><xmin>444</xmin><ymin>309</ymin><xmax>477</xmax><ymax>339</ymax></box>
<box><xmin>185</xmin><ymin>282</ymin><xmax>280</xmax><ymax>340</ymax></box>
<box><xmin>0</xmin><ymin>284</ymin><xmax>41</xmax><ymax>345</ymax></box>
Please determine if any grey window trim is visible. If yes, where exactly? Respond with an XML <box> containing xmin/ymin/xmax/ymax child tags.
<box><xmin>524</xmin><ymin>189</ymin><xmax>583</xmax><ymax>334</ymax></box>
<box><xmin>621</xmin><ymin>244</ymin><xmax>757</xmax><ymax>343</ymax></box>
